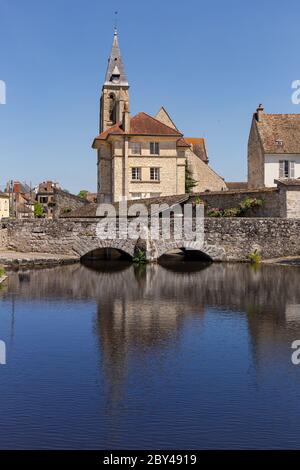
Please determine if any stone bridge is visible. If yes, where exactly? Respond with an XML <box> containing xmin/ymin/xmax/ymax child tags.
<box><xmin>2</xmin><ymin>216</ymin><xmax>300</xmax><ymax>262</ymax></box>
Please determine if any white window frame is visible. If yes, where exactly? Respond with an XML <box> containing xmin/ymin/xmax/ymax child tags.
<box><xmin>131</xmin><ymin>167</ymin><xmax>141</xmax><ymax>181</ymax></box>
<box><xmin>130</xmin><ymin>142</ymin><xmax>141</xmax><ymax>155</ymax></box>
<box><xmin>130</xmin><ymin>192</ymin><xmax>142</xmax><ymax>200</ymax></box>
<box><xmin>279</xmin><ymin>160</ymin><xmax>295</xmax><ymax>178</ymax></box>
<box><xmin>150</xmin><ymin>167</ymin><xmax>160</xmax><ymax>181</ymax></box>
<box><xmin>150</xmin><ymin>142</ymin><xmax>160</xmax><ymax>155</ymax></box>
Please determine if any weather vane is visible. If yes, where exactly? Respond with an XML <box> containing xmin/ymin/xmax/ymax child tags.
<box><xmin>114</xmin><ymin>11</ymin><xmax>118</xmax><ymax>33</ymax></box>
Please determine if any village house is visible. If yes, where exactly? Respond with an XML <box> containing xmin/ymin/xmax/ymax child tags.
<box><xmin>0</xmin><ymin>192</ymin><xmax>9</xmax><ymax>220</ymax></box>
<box><xmin>248</xmin><ymin>105</ymin><xmax>300</xmax><ymax>188</ymax></box>
<box><xmin>92</xmin><ymin>29</ymin><xmax>226</xmax><ymax>203</ymax></box>
<box><xmin>36</xmin><ymin>181</ymin><xmax>89</xmax><ymax>219</ymax></box>
<box><xmin>5</xmin><ymin>181</ymin><xmax>35</xmax><ymax>219</ymax></box>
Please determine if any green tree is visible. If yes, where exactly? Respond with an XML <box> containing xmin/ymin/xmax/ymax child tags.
<box><xmin>34</xmin><ymin>202</ymin><xmax>44</xmax><ymax>218</ymax></box>
<box><xmin>185</xmin><ymin>161</ymin><xmax>197</xmax><ymax>193</ymax></box>
<box><xmin>78</xmin><ymin>190</ymin><xmax>88</xmax><ymax>199</ymax></box>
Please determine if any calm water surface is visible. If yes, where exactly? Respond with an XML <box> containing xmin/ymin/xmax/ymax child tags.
<box><xmin>0</xmin><ymin>261</ymin><xmax>300</xmax><ymax>449</ymax></box>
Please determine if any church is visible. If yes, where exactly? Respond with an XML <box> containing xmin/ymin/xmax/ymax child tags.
<box><xmin>92</xmin><ymin>29</ymin><xmax>227</xmax><ymax>203</ymax></box>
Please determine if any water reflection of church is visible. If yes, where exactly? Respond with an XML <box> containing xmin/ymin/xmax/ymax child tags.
<box><xmin>4</xmin><ymin>262</ymin><xmax>300</xmax><ymax>395</ymax></box>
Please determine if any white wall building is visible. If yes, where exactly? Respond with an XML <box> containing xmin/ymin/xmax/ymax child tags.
<box><xmin>248</xmin><ymin>105</ymin><xmax>300</xmax><ymax>188</ymax></box>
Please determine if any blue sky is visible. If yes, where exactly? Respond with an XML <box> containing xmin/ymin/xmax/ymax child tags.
<box><xmin>1</xmin><ymin>0</ymin><xmax>300</xmax><ymax>193</ymax></box>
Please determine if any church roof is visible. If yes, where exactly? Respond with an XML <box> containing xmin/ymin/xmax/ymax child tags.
<box><xmin>254</xmin><ymin>112</ymin><xmax>300</xmax><ymax>154</ymax></box>
<box><xmin>185</xmin><ymin>137</ymin><xmax>208</xmax><ymax>163</ymax></box>
<box><xmin>92</xmin><ymin>112</ymin><xmax>182</xmax><ymax>147</ymax></box>
<box><xmin>104</xmin><ymin>29</ymin><xmax>128</xmax><ymax>87</ymax></box>
<box><xmin>176</xmin><ymin>138</ymin><xmax>191</xmax><ymax>148</ymax></box>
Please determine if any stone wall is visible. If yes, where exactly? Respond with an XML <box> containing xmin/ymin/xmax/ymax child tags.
<box><xmin>53</xmin><ymin>189</ymin><xmax>89</xmax><ymax>218</ymax></box>
<box><xmin>204</xmin><ymin>218</ymin><xmax>300</xmax><ymax>261</ymax></box>
<box><xmin>186</xmin><ymin>149</ymin><xmax>227</xmax><ymax>193</ymax></box>
<box><xmin>5</xmin><ymin>217</ymin><xmax>300</xmax><ymax>262</ymax></box>
<box><xmin>191</xmin><ymin>188</ymin><xmax>280</xmax><ymax>217</ymax></box>
<box><xmin>0</xmin><ymin>224</ymin><xmax>8</xmax><ymax>250</ymax></box>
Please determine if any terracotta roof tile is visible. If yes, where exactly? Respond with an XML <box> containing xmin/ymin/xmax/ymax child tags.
<box><xmin>93</xmin><ymin>112</ymin><xmax>182</xmax><ymax>147</ymax></box>
<box><xmin>176</xmin><ymin>138</ymin><xmax>191</xmax><ymax>148</ymax></box>
<box><xmin>185</xmin><ymin>137</ymin><xmax>208</xmax><ymax>163</ymax></box>
<box><xmin>256</xmin><ymin>113</ymin><xmax>300</xmax><ymax>154</ymax></box>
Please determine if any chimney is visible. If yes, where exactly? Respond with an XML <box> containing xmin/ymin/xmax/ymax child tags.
<box><xmin>256</xmin><ymin>103</ymin><xmax>264</xmax><ymax>122</ymax></box>
<box><xmin>122</xmin><ymin>101</ymin><xmax>131</xmax><ymax>133</ymax></box>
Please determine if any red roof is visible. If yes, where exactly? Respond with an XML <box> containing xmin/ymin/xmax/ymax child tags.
<box><xmin>176</xmin><ymin>138</ymin><xmax>191</xmax><ymax>148</ymax></box>
<box><xmin>93</xmin><ymin>112</ymin><xmax>182</xmax><ymax>147</ymax></box>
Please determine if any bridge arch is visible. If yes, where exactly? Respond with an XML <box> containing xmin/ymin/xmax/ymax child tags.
<box><xmin>155</xmin><ymin>240</ymin><xmax>226</xmax><ymax>262</ymax></box>
<box><xmin>72</xmin><ymin>238</ymin><xmax>136</xmax><ymax>260</ymax></box>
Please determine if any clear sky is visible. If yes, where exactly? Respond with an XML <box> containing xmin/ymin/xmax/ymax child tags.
<box><xmin>1</xmin><ymin>0</ymin><xmax>300</xmax><ymax>193</ymax></box>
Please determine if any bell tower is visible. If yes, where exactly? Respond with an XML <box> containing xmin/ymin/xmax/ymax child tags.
<box><xmin>100</xmin><ymin>28</ymin><xmax>129</xmax><ymax>132</ymax></box>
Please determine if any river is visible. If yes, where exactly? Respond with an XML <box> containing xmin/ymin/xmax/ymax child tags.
<box><xmin>0</xmin><ymin>261</ymin><xmax>300</xmax><ymax>449</ymax></box>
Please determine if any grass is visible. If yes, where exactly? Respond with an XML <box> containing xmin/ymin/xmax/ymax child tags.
<box><xmin>247</xmin><ymin>249</ymin><xmax>261</xmax><ymax>265</ymax></box>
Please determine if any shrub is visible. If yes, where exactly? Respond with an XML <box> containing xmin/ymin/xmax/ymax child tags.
<box><xmin>78</xmin><ymin>190</ymin><xmax>88</xmax><ymax>199</ymax></box>
<box><xmin>194</xmin><ymin>196</ymin><xmax>204</xmax><ymax>205</ymax></box>
<box><xmin>0</xmin><ymin>266</ymin><xmax>6</xmax><ymax>278</ymax></box>
<box><xmin>223</xmin><ymin>207</ymin><xmax>241</xmax><ymax>217</ymax></box>
<box><xmin>133</xmin><ymin>249</ymin><xmax>147</xmax><ymax>265</ymax></box>
<box><xmin>207</xmin><ymin>208</ymin><xmax>223</xmax><ymax>217</ymax></box>
<box><xmin>239</xmin><ymin>197</ymin><xmax>263</xmax><ymax>215</ymax></box>
<box><xmin>247</xmin><ymin>249</ymin><xmax>261</xmax><ymax>264</ymax></box>
<box><xmin>34</xmin><ymin>202</ymin><xmax>44</xmax><ymax>218</ymax></box>
<box><xmin>185</xmin><ymin>161</ymin><xmax>198</xmax><ymax>193</ymax></box>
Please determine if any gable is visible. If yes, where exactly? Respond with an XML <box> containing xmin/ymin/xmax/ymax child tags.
<box><xmin>155</xmin><ymin>107</ymin><xmax>179</xmax><ymax>131</ymax></box>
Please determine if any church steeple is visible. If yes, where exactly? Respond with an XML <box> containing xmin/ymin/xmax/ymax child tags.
<box><xmin>104</xmin><ymin>28</ymin><xmax>128</xmax><ymax>86</ymax></box>
<box><xmin>99</xmin><ymin>29</ymin><xmax>130</xmax><ymax>132</ymax></box>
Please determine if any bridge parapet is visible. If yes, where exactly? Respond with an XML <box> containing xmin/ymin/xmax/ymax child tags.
<box><xmin>2</xmin><ymin>217</ymin><xmax>300</xmax><ymax>262</ymax></box>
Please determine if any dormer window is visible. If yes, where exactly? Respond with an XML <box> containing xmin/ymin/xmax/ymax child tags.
<box><xmin>110</xmin><ymin>65</ymin><xmax>120</xmax><ymax>83</ymax></box>
<box><xmin>276</xmin><ymin>139</ymin><xmax>284</xmax><ymax>146</ymax></box>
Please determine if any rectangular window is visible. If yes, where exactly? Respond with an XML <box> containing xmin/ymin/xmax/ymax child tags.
<box><xmin>130</xmin><ymin>193</ymin><xmax>142</xmax><ymax>200</ymax></box>
<box><xmin>279</xmin><ymin>160</ymin><xmax>295</xmax><ymax>178</ymax></box>
<box><xmin>131</xmin><ymin>167</ymin><xmax>141</xmax><ymax>181</ymax></box>
<box><xmin>149</xmin><ymin>192</ymin><xmax>161</xmax><ymax>198</ymax></box>
<box><xmin>150</xmin><ymin>142</ymin><xmax>160</xmax><ymax>155</ymax></box>
<box><xmin>150</xmin><ymin>167</ymin><xmax>160</xmax><ymax>181</ymax></box>
<box><xmin>130</xmin><ymin>142</ymin><xmax>141</xmax><ymax>155</ymax></box>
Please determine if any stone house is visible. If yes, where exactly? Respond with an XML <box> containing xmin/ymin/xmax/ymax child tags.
<box><xmin>92</xmin><ymin>29</ymin><xmax>226</xmax><ymax>203</ymax></box>
<box><xmin>36</xmin><ymin>181</ymin><xmax>89</xmax><ymax>219</ymax></box>
<box><xmin>248</xmin><ymin>105</ymin><xmax>300</xmax><ymax>188</ymax></box>
<box><xmin>5</xmin><ymin>181</ymin><xmax>35</xmax><ymax>219</ymax></box>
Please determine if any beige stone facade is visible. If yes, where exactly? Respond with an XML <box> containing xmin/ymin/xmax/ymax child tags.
<box><xmin>0</xmin><ymin>193</ymin><xmax>9</xmax><ymax>220</ymax></box>
<box><xmin>93</xmin><ymin>30</ymin><xmax>226</xmax><ymax>202</ymax></box>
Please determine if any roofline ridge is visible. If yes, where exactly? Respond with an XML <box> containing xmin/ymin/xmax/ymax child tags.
<box><xmin>132</xmin><ymin>111</ymin><xmax>182</xmax><ymax>135</ymax></box>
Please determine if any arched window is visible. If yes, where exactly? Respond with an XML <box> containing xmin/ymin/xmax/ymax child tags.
<box><xmin>108</xmin><ymin>93</ymin><xmax>116</xmax><ymax>123</ymax></box>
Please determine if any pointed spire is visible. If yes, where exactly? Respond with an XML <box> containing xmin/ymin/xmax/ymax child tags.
<box><xmin>104</xmin><ymin>29</ymin><xmax>128</xmax><ymax>86</ymax></box>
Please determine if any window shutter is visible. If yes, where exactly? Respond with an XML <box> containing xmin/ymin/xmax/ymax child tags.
<box><xmin>290</xmin><ymin>161</ymin><xmax>295</xmax><ymax>178</ymax></box>
<box><xmin>279</xmin><ymin>161</ymin><xmax>284</xmax><ymax>178</ymax></box>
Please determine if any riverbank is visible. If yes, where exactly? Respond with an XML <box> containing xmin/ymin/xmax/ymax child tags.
<box><xmin>0</xmin><ymin>251</ymin><xmax>79</xmax><ymax>269</ymax></box>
